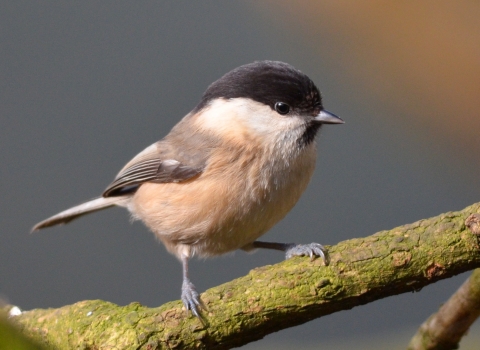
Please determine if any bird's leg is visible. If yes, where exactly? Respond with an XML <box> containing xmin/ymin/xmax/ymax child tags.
<box><xmin>250</xmin><ymin>241</ymin><xmax>329</xmax><ymax>265</ymax></box>
<box><xmin>180</xmin><ymin>254</ymin><xmax>204</xmax><ymax>319</ymax></box>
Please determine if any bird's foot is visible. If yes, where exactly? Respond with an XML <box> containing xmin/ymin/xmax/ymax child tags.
<box><xmin>285</xmin><ymin>242</ymin><xmax>329</xmax><ymax>265</ymax></box>
<box><xmin>181</xmin><ymin>278</ymin><xmax>205</xmax><ymax>320</ymax></box>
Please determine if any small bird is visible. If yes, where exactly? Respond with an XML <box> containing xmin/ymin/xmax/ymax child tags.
<box><xmin>33</xmin><ymin>61</ymin><xmax>344</xmax><ymax>318</ymax></box>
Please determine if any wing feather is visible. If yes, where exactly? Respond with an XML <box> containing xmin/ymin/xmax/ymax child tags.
<box><xmin>103</xmin><ymin>142</ymin><xmax>203</xmax><ymax>197</ymax></box>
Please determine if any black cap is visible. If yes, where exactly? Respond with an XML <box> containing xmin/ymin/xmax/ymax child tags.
<box><xmin>194</xmin><ymin>61</ymin><xmax>322</xmax><ymax>116</ymax></box>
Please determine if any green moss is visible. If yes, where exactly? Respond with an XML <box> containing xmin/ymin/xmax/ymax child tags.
<box><xmin>0</xmin><ymin>314</ymin><xmax>48</xmax><ymax>350</ymax></box>
<box><xmin>8</xmin><ymin>202</ymin><xmax>480</xmax><ymax>349</ymax></box>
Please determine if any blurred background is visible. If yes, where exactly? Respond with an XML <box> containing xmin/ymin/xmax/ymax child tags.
<box><xmin>1</xmin><ymin>1</ymin><xmax>479</xmax><ymax>349</ymax></box>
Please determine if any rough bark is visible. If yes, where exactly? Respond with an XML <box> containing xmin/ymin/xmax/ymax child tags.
<box><xmin>7</xmin><ymin>202</ymin><xmax>480</xmax><ymax>350</ymax></box>
<box><xmin>407</xmin><ymin>214</ymin><xmax>480</xmax><ymax>350</ymax></box>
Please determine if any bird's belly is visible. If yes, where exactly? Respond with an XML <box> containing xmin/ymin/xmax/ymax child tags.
<box><xmin>131</xmin><ymin>147</ymin><xmax>316</xmax><ymax>258</ymax></box>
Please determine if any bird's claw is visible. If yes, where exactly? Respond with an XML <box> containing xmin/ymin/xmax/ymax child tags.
<box><xmin>285</xmin><ymin>242</ymin><xmax>329</xmax><ymax>265</ymax></box>
<box><xmin>181</xmin><ymin>279</ymin><xmax>205</xmax><ymax>320</ymax></box>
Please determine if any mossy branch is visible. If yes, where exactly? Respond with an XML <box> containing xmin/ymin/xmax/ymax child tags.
<box><xmin>8</xmin><ymin>202</ymin><xmax>480</xmax><ymax>349</ymax></box>
<box><xmin>407</xmin><ymin>268</ymin><xmax>480</xmax><ymax>350</ymax></box>
<box><xmin>407</xmin><ymin>214</ymin><xmax>480</xmax><ymax>350</ymax></box>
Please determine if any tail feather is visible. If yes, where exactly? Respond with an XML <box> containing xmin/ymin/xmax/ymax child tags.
<box><xmin>32</xmin><ymin>196</ymin><xmax>129</xmax><ymax>232</ymax></box>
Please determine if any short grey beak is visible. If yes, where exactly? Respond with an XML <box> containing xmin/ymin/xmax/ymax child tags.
<box><xmin>314</xmin><ymin>110</ymin><xmax>344</xmax><ymax>124</ymax></box>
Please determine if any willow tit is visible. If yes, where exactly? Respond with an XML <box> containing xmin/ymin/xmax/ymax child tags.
<box><xmin>33</xmin><ymin>61</ymin><xmax>344</xmax><ymax>318</ymax></box>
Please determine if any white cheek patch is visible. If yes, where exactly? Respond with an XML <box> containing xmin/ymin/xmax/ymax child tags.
<box><xmin>195</xmin><ymin>98</ymin><xmax>305</xmax><ymax>145</ymax></box>
<box><xmin>195</xmin><ymin>98</ymin><xmax>253</xmax><ymax>136</ymax></box>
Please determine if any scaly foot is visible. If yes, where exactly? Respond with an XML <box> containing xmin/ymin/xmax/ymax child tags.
<box><xmin>285</xmin><ymin>242</ymin><xmax>329</xmax><ymax>265</ymax></box>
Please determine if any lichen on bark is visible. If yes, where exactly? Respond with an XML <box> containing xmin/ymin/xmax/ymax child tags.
<box><xmin>7</xmin><ymin>202</ymin><xmax>480</xmax><ymax>349</ymax></box>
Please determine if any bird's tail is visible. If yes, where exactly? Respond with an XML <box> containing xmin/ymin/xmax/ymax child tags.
<box><xmin>32</xmin><ymin>196</ymin><xmax>129</xmax><ymax>232</ymax></box>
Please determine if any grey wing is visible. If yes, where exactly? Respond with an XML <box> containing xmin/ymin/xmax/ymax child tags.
<box><xmin>103</xmin><ymin>142</ymin><xmax>204</xmax><ymax>197</ymax></box>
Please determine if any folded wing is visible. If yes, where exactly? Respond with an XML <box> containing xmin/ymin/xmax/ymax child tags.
<box><xmin>103</xmin><ymin>142</ymin><xmax>204</xmax><ymax>197</ymax></box>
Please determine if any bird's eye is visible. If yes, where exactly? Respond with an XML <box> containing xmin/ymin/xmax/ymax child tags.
<box><xmin>274</xmin><ymin>102</ymin><xmax>290</xmax><ymax>115</ymax></box>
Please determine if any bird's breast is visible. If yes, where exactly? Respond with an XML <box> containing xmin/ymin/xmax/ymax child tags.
<box><xmin>131</xmin><ymin>139</ymin><xmax>317</xmax><ymax>259</ymax></box>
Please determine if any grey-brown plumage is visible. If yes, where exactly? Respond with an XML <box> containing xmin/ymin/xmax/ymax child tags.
<box><xmin>32</xmin><ymin>61</ymin><xmax>344</xmax><ymax>318</ymax></box>
<box><xmin>32</xmin><ymin>197</ymin><xmax>127</xmax><ymax>230</ymax></box>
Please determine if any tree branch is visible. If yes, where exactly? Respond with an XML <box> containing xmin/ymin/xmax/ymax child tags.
<box><xmin>8</xmin><ymin>202</ymin><xmax>480</xmax><ymax>349</ymax></box>
<box><xmin>408</xmin><ymin>214</ymin><xmax>480</xmax><ymax>350</ymax></box>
